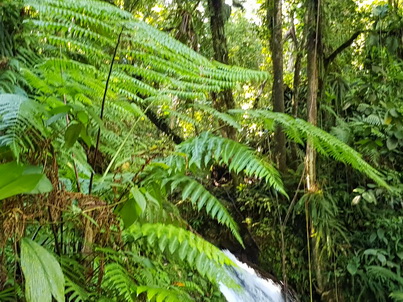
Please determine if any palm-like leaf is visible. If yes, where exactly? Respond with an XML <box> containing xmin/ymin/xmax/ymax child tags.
<box><xmin>125</xmin><ymin>223</ymin><xmax>237</xmax><ymax>287</ymax></box>
<box><xmin>230</xmin><ymin>109</ymin><xmax>389</xmax><ymax>189</ymax></box>
<box><xmin>136</xmin><ymin>286</ymin><xmax>192</xmax><ymax>302</ymax></box>
<box><xmin>177</xmin><ymin>132</ymin><xmax>286</xmax><ymax>195</ymax></box>
<box><xmin>25</xmin><ymin>0</ymin><xmax>267</xmax><ymax>109</ymax></box>
<box><xmin>163</xmin><ymin>173</ymin><xmax>243</xmax><ymax>245</ymax></box>
<box><xmin>0</xmin><ymin>94</ymin><xmax>45</xmax><ymax>158</ymax></box>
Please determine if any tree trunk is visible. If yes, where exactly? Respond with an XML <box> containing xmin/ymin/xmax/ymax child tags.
<box><xmin>208</xmin><ymin>0</ymin><xmax>236</xmax><ymax>140</ymax></box>
<box><xmin>267</xmin><ymin>0</ymin><xmax>287</xmax><ymax>173</ymax></box>
<box><xmin>305</xmin><ymin>0</ymin><xmax>324</xmax><ymax>297</ymax></box>
<box><xmin>305</xmin><ymin>0</ymin><xmax>321</xmax><ymax>192</ymax></box>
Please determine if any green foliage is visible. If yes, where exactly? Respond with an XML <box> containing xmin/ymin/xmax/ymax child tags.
<box><xmin>391</xmin><ymin>292</ymin><xmax>403</xmax><ymax>301</ymax></box>
<box><xmin>231</xmin><ymin>109</ymin><xmax>389</xmax><ymax>189</ymax></box>
<box><xmin>141</xmin><ymin>166</ymin><xmax>243</xmax><ymax>245</ymax></box>
<box><xmin>20</xmin><ymin>238</ymin><xmax>65</xmax><ymax>302</ymax></box>
<box><xmin>102</xmin><ymin>263</ymin><xmax>137</xmax><ymax>301</ymax></box>
<box><xmin>136</xmin><ymin>286</ymin><xmax>192</xmax><ymax>302</ymax></box>
<box><xmin>0</xmin><ymin>287</ymin><xmax>16</xmax><ymax>302</ymax></box>
<box><xmin>177</xmin><ymin>132</ymin><xmax>286</xmax><ymax>195</ymax></box>
<box><xmin>25</xmin><ymin>0</ymin><xmax>267</xmax><ymax>109</ymax></box>
<box><xmin>0</xmin><ymin>94</ymin><xmax>46</xmax><ymax>158</ymax></box>
<box><xmin>0</xmin><ymin>0</ymin><xmax>28</xmax><ymax>94</ymax></box>
<box><xmin>343</xmin><ymin>215</ymin><xmax>403</xmax><ymax>301</ymax></box>
<box><xmin>125</xmin><ymin>223</ymin><xmax>236</xmax><ymax>285</ymax></box>
<box><xmin>65</xmin><ymin>277</ymin><xmax>91</xmax><ymax>302</ymax></box>
<box><xmin>0</xmin><ymin>0</ymin><xmax>400</xmax><ymax>301</ymax></box>
<box><xmin>0</xmin><ymin>161</ymin><xmax>53</xmax><ymax>200</ymax></box>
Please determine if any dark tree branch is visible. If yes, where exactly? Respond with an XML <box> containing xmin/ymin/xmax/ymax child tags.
<box><xmin>141</xmin><ymin>106</ymin><xmax>183</xmax><ymax>145</ymax></box>
<box><xmin>324</xmin><ymin>30</ymin><xmax>363</xmax><ymax>68</ymax></box>
<box><xmin>325</xmin><ymin>27</ymin><xmax>402</xmax><ymax>69</ymax></box>
<box><xmin>89</xmin><ymin>28</ymin><xmax>123</xmax><ymax>194</ymax></box>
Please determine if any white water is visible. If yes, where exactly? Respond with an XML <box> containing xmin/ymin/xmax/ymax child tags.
<box><xmin>219</xmin><ymin>250</ymin><xmax>288</xmax><ymax>302</ymax></box>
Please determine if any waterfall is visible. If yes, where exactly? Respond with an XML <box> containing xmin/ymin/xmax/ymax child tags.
<box><xmin>219</xmin><ymin>250</ymin><xmax>295</xmax><ymax>302</ymax></box>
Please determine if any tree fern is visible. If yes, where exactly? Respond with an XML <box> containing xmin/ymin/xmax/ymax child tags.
<box><xmin>366</xmin><ymin>266</ymin><xmax>403</xmax><ymax>284</ymax></box>
<box><xmin>102</xmin><ymin>261</ymin><xmax>193</xmax><ymax>302</ymax></box>
<box><xmin>136</xmin><ymin>131</ymin><xmax>287</xmax><ymax>244</ymax></box>
<box><xmin>193</xmin><ymin>104</ymin><xmax>242</xmax><ymax>131</ymax></box>
<box><xmin>136</xmin><ymin>286</ymin><xmax>192</xmax><ymax>302</ymax></box>
<box><xmin>230</xmin><ymin>109</ymin><xmax>389</xmax><ymax>188</ymax></box>
<box><xmin>65</xmin><ymin>277</ymin><xmax>90</xmax><ymax>302</ymax></box>
<box><xmin>25</xmin><ymin>0</ymin><xmax>267</xmax><ymax>109</ymax></box>
<box><xmin>124</xmin><ymin>223</ymin><xmax>237</xmax><ymax>288</ymax></box>
<box><xmin>176</xmin><ymin>132</ymin><xmax>286</xmax><ymax>195</ymax></box>
<box><xmin>102</xmin><ymin>263</ymin><xmax>137</xmax><ymax>302</ymax></box>
<box><xmin>161</xmin><ymin>173</ymin><xmax>243</xmax><ymax>245</ymax></box>
<box><xmin>0</xmin><ymin>94</ymin><xmax>45</xmax><ymax>158</ymax></box>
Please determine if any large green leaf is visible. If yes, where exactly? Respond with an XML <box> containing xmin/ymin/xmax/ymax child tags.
<box><xmin>0</xmin><ymin>161</ymin><xmax>53</xmax><ymax>200</ymax></box>
<box><xmin>115</xmin><ymin>186</ymin><xmax>154</xmax><ymax>228</ymax></box>
<box><xmin>20</xmin><ymin>238</ymin><xmax>65</xmax><ymax>302</ymax></box>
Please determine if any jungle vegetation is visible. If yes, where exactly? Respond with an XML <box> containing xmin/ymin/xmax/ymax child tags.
<box><xmin>0</xmin><ymin>0</ymin><xmax>402</xmax><ymax>301</ymax></box>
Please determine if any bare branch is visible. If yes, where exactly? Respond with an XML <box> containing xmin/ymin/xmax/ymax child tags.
<box><xmin>324</xmin><ymin>30</ymin><xmax>364</xmax><ymax>68</ymax></box>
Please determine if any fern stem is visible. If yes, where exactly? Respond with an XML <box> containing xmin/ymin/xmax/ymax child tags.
<box><xmin>283</xmin><ymin>167</ymin><xmax>305</xmax><ymax>227</ymax></box>
<box><xmin>89</xmin><ymin>27</ymin><xmax>123</xmax><ymax>194</ymax></box>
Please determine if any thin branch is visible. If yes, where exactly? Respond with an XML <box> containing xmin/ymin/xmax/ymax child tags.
<box><xmin>89</xmin><ymin>27</ymin><xmax>123</xmax><ymax>194</ymax></box>
<box><xmin>141</xmin><ymin>105</ymin><xmax>184</xmax><ymax>144</ymax></box>
<box><xmin>283</xmin><ymin>167</ymin><xmax>305</xmax><ymax>227</ymax></box>
<box><xmin>324</xmin><ymin>30</ymin><xmax>364</xmax><ymax>68</ymax></box>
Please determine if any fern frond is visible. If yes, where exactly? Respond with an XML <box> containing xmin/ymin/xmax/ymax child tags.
<box><xmin>367</xmin><ymin>266</ymin><xmax>403</xmax><ymax>284</ymax></box>
<box><xmin>141</xmin><ymin>163</ymin><xmax>242</xmax><ymax>244</ymax></box>
<box><xmin>0</xmin><ymin>287</ymin><xmax>16</xmax><ymax>302</ymax></box>
<box><xmin>231</xmin><ymin>109</ymin><xmax>389</xmax><ymax>189</ymax></box>
<box><xmin>177</xmin><ymin>132</ymin><xmax>286</xmax><ymax>195</ymax></box>
<box><xmin>166</xmin><ymin>109</ymin><xmax>201</xmax><ymax>129</ymax></box>
<box><xmin>65</xmin><ymin>277</ymin><xmax>90</xmax><ymax>302</ymax></box>
<box><xmin>177</xmin><ymin>281</ymin><xmax>204</xmax><ymax>296</ymax></box>
<box><xmin>125</xmin><ymin>223</ymin><xmax>237</xmax><ymax>287</ymax></box>
<box><xmin>60</xmin><ymin>256</ymin><xmax>86</xmax><ymax>284</ymax></box>
<box><xmin>25</xmin><ymin>0</ymin><xmax>268</xmax><ymax>107</ymax></box>
<box><xmin>136</xmin><ymin>286</ymin><xmax>192</xmax><ymax>302</ymax></box>
<box><xmin>102</xmin><ymin>262</ymin><xmax>136</xmax><ymax>302</ymax></box>
<box><xmin>193</xmin><ymin>104</ymin><xmax>242</xmax><ymax>131</ymax></box>
<box><xmin>0</xmin><ymin>94</ymin><xmax>45</xmax><ymax>158</ymax></box>
<box><xmin>390</xmin><ymin>292</ymin><xmax>403</xmax><ymax>301</ymax></box>
<box><xmin>163</xmin><ymin>173</ymin><xmax>242</xmax><ymax>245</ymax></box>
<box><xmin>364</xmin><ymin>114</ymin><xmax>383</xmax><ymax>126</ymax></box>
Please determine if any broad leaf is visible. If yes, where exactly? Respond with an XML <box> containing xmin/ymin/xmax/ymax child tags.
<box><xmin>64</xmin><ymin>122</ymin><xmax>83</xmax><ymax>149</ymax></box>
<box><xmin>347</xmin><ymin>263</ymin><xmax>358</xmax><ymax>275</ymax></box>
<box><xmin>0</xmin><ymin>162</ymin><xmax>53</xmax><ymax>200</ymax></box>
<box><xmin>20</xmin><ymin>238</ymin><xmax>64</xmax><ymax>302</ymax></box>
<box><xmin>116</xmin><ymin>186</ymin><xmax>150</xmax><ymax>228</ymax></box>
